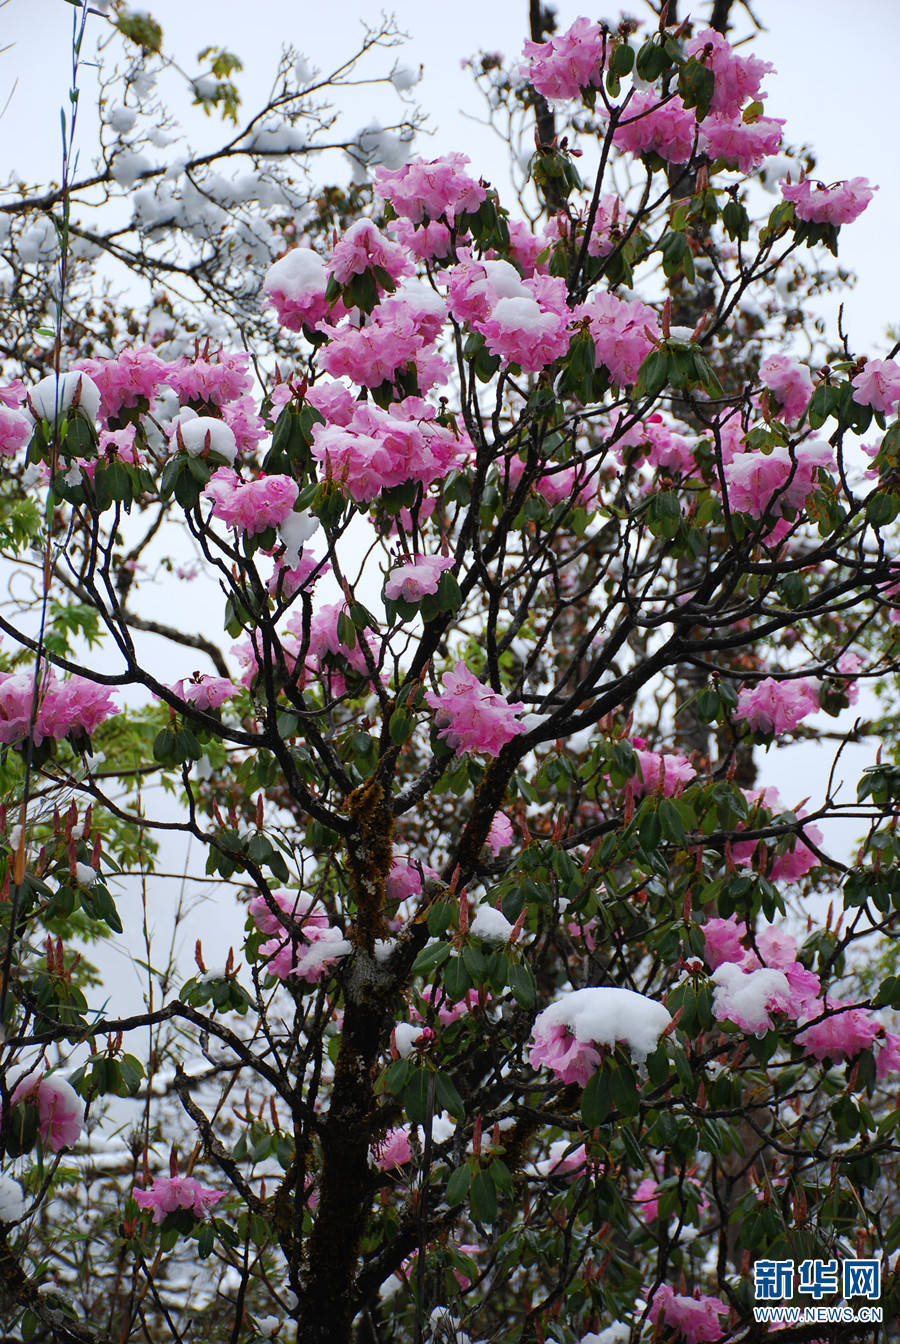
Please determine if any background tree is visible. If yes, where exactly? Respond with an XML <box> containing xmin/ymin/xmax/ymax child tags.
<box><xmin>0</xmin><ymin>5</ymin><xmax>898</xmax><ymax>1344</ymax></box>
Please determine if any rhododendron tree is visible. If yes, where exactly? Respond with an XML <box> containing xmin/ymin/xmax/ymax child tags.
<box><xmin>3</xmin><ymin>4</ymin><xmax>900</xmax><ymax>1344</ymax></box>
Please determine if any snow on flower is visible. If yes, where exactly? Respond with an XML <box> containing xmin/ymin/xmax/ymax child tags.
<box><xmin>249</xmin><ymin>890</ymin><xmax>352</xmax><ymax>983</ymax></box>
<box><xmin>264</xmin><ymin>247</ymin><xmax>330</xmax><ymax>332</ymax></box>
<box><xmin>733</xmin><ymin>676</ymin><xmax>819</xmax><ymax>735</ymax></box>
<box><xmin>711</xmin><ymin>961</ymin><xmax>794</xmax><ymax>1034</ymax></box>
<box><xmin>28</xmin><ymin>371</ymin><xmax>101</xmax><ymax>424</ymax></box>
<box><xmin>203</xmin><ymin>468</ymin><xmax>299</xmax><ymax>535</ymax></box>
<box><xmin>479</xmin><ymin>292</ymin><xmax>571</xmax><ymax>373</ymax></box>
<box><xmin>384</xmin><ymin>554</ymin><xmax>454</xmax><ymax>603</ymax></box>
<box><xmin>781</xmin><ymin>175</ymin><xmax>876</xmax><ymax>225</ymax></box>
<box><xmin>132</xmin><ymin>1175</ymin><xmax>225</xmax><ymax>1224</ymax></box>
<box><xmin>424</xmin><ymin>660</ymin><xmax>526</xmax><ymax>757</ymax></box>
<box><xmin>520</xmin><ymin>17</ymin><xmax>606</xmax><ymax>101</ymax></box>
<box><xmin>469</xmin><ymin>905</ymin><xmax>515</xmax><ymax>943</ymax></box>
<box><xmin>0</xmin><ymin>1175</ymin><xmax>27</xmax><ymax>1224</ymax></box>
<box><xmin>10</xmin><ymin>1072</ymin><xmax>83</xmax><ymax>1151</ymax></box>
<box><xmin>647</xmin><ymin>1285</ymin><xmax>728</xmax><ymax>1344</ymax></box>
<box><xmin>851</xmin><ymin>359</ymin><xmax>900</xmax><ymax>415</ymax></box>
<box><xmin>375</xmin><ymin>154</ymin><xmax>486</xmax><ymax>225</ymax></box>
<box><xmin>530</xmin><ymin>987</ymin><xmax>671</xmax><ymax>1084</ymax></box>
<box><xmin>174</xmin><ymin>416</ymin><xmax>238</xmax><ymax>463</ymax></box>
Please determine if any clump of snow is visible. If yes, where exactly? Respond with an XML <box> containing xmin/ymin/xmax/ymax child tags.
<box><xmin>111</xmin><ymin>151</ymin><xmax>152</xmax><ymax>188</ymax></box>
<box><xmin>394</xmin><ymin>1023</ymin><xmax>428</xmax><ymax>1058</ymax></box>
<box><xmin>0</xmin><ymin>1174</ymin><xmax>27</xmax><ymax>1223</ymax></box>
<box><xmin>391</xmin><ymin>64</ymin><xmax>421</xmax><ymax>92</ymax></box>
<box><xmin>278</xmin><ymin>509</ymin><xmax>319</xmax><ymax>566</ymax></box>
<box><xmin>537</xmin><ymin>986</ymin><xmax>671</xmax><ymax>1063</ymax></box>
<box><xmin>470</xmin><ymin>906</ymin><xmax>515</xmax><ymax>943</ymax></box>
<box><xmin>30</xmin><ymin>371</ymin><xmax>101</xmax><ymax>423</ymax></box>
<box><xmin>175</xmin><ymin>416</ymin><xmax>237</xmax><ymax>463</ymax></box>
<box><xmin>74</xmin><ymin>863</ymin><xmax>99</xmax><ymax>888</ymax></box>
<box><xmin>106</xmin><ymin>106</ymin><xmax>137</xmax><ymax>134</ymax></box>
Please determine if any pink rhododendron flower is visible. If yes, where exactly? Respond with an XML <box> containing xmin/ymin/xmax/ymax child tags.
<box><xmin>375</xmin><ymin>154</ymin><xmax>486</xmax><ymax>225</ymax></box>
<box><xmin>10</xmin><ymin>1072</ymin><xmax>83</xmax><ymax>1151</ymax></box>
<box><xmin>575</xmin><ymin>291</ymin><xmax>660</xmax><ymax>387</ymax></box>
<box><xmin>309</xmin><ymin>399</ymin><xmax>470</xmax><ymax>503</ymax></box>
<box><xmin>630</xmin><ymin>746</ymin><xmax>696</xmax><ymax>797</ymax></box>
<box><xmin>530</xmin><ymin>987</ymin><xmax>671</xmax><ymax>1083</ymax></box>
<box><xmin>685</xmin><ymin>28</ymin><xmax>774</xmax><ymax>120</ymax></box>
<box><xmin>634</xmin><ymin>1176</ymin><xmax>660</xmax><ymax>1221</ymax></box>
<box><xmin>1</xmin><ymin>672</ymin><xmax>119</xmax><ymax>747</ymax></box>
<box><xmin>479</xmin><ymin>292</ymin><xmax>571</xmax><ymax>373</ymax></box>
<box><xmin>648</xmin><ymin>1285</ymin><xmax>728</xmax><ymax>1344</ymax></box>
<box><xmin>520</xmin><ymin>17</ymin><xmax>606</xmax><ymax>101</ymax></box>
<box><xmin>485</xmin><ymin>811</ymin><xmax>513</xmax><ymax>856</ymax></box>
<box><xmin>264</xmin><ymin>247</ymin><xmax>330</xmax><ymax>331</ymax></box>
<box><xmin>796</xmin><ymin>999</ymin><xmax>881</xmax><ymax>1062</ymax></box>
<box><xmin>384</xmin><ymin>554</ymin><xmax>454</xmax><ymax>602</ymax></box>
<box><xmin>385</xmin><ymin>855</ymin><xmax>439</xmax><ymax>904</ymax></box>
<box><xmin>424</xmin><ymin>661</ymin><xmax>526</xmax><ymax>757</ymax></box>
<box><xmin>168</xmin><ymin>674</ymin><xmax>237</xmax><ymax>711</ymax></box>
<box><xmin>851</xmin><ymin>359</ymin><xmax>900</xmax><ymax>415</ymax></box>
<box><xmin>390</xmin><ymin>217</ymin><xmax>454</xmax><ymax>261</ymax></box>
<box><xmin>699</xmin><ymin>113</ymin><xmax>784</xmax><ymax>171</ymax></box>
<box><xmin>372</xmin><ymin>1126</ymin><xmax>412</xmax><ymax>1172</ymax></box>
<box><xmin>446</xmin><ymin>256</ymin><xmax>532</xmax><ymax>326</ymax></box>
<box><xmin>711</xmin><ymin>961</ymin><xmax>794</xmax><ymax>1034</ymax></box>
<box><xmin>758</xmin><ymin>354</ymin><xmax>814</xmax><ymax>425</ymax></box>
<box><xmin>0</xmin><ymin>405</ymin><xmax>32</xmax><ymax>457</ymax></box>
<box><xmin>203</xmin><ymin>468</ymin><xmax>299</xmax><ymax>535</ymax></box>
<box><xmin>781</xmin><ymin>176</ymin><xmax>876</xmax><ymax>225</ymax></box>
<box><xmin>132</xmin><ymin>1175</ymin><xmax>225</xmax><ymax>1224</ymax></box>
<box><xmin>703</xmin><ymin>915</ymin><xmax>747</xmax><ymax>969</ymax></box>
<box><xmin>319</xmin><ymin>300</ymin><xmax>449</xmax><ymax>391</ymax></box>
<box><xmin>529</xmin><ymin>1018</ymin><xmax>603</xmax><ymax>1086</ymax></box>
<box><xmin>327</xmin><ymin>219</ymin><xmax>412</xmax><ymax>288</ymax></box>
<box><xmin>249</xmin><ymin>890</ymin><xmax>352</xmax><ymax>983</ymax></box>
<box><xmin>74</xmin><ymin>345</ymin><xmax>166</xmax><ymax>420</ymax></box>
<box><xmin>613</xmin><ymin>92</ymin><xmax>696</xmax><ymax>165</ymax></box>
<box><xmin>876</xmin><ymin>1031</ymin><xmax>900</xmax><ymax>1080</ymax></box>
<box><xmin>733</xmin><ymin>677</ymin><xmax>819</xmax><ymax>734</ymax></box>
<box><xmin>168</xmin><ymin>350</ymin><xmax>253</xmax><ymax>407</ymax></box>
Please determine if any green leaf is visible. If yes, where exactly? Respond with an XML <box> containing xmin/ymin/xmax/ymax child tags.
<box><xmin>403</xmin><ymin>1068</ymin><xmax>431</xmax><ymax>1125</ymax></box>
<box><xmin>434</xmin><ymin>1072</ymin><xmax>465</xmax><ymax>1122</ymax></box>
<box><xmin>412</xmin><ymin>941</ymin><xmax>450</xmax><ymax>975</ymax></box>
<box><xmin>445</xmin><ymin>1163</ymin><xmax>471</xmax><ymax>1205</ymax></box>
<box><xmin>507</xmin><ymin>962</ymin><xmax>535</xmax><ymax>1010</ymax></box>
<box><xmin>581</xmin><ymin>1070</ymin><xmax>612</xmax><ymax>1128</ymax></box>
<box><xmin>470</xmin><ymin>1167</ymin><xmax>497</xmax><ymax>1224</ymax></box>
<box><xmin>678</xmin><ymin>57</ymin><xmax>716</xmax><ymax>121</ymax></box>
<box><xmin>633</xmin><ymin>349</ymin><xmax>668</xmax><ymax>399</ymax></box>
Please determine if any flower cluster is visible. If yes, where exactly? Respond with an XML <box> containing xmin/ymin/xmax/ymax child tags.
<box><xmin>10</xmin><ymin>1072</ymin><xmax>83</xmax><ymax>1151</ymax></box>
<box><xmin>424</xmin><ymin>661</ymin><xmax>526</xmax><ymax>757</ymax></box>
<box><xmin>249</xmin><ymin>890</ymin><xmax>352</xmax><ymax>982</ymax></box>
<box><xmin>133</xmin><ymin>1175</ymin><xmax>225</xmax><ymax>1225</ymax></box>
<box><xmin>0</xmin><ymin>670</ymin><xmax>118</xmax><ymax>747</ymax></box>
